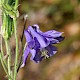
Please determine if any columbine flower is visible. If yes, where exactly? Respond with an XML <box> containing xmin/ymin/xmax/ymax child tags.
<box><xmin>21</xmin><ymin>24</ymin><xmax>64</xmax><ymax>67</ymax></box>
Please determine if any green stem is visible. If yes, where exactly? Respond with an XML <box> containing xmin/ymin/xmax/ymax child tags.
<box><xmin>13</xmin><ymin>18</ymin><xmax>19</xmax><ymax>80</ymax></box>
<box><xmin>1</xmin><ymin>38</ymin><xmax>8</xmax><ymax>68</ymax></box>
<box><xmin>5</xmin><ymin>39</ymin><xmax>11</xmax><ymax>80</ymax></box>
<box><xmin>0</xmin><ymin>54</ymin><xmax>13</xmax><ymax>80</ymax></box>
<box><xmin>13</xmin><ymin>1</ymin><xmax>19</xmax><ymax>79</ymax></box>
<box><xmin>0</xmin><ymin>36</ymin><xmax>12</xmax><ymax>80</ymax></box>
<box><xmin>14</xmin><ymin>0</ymin><xmax>19</xmax><ymax>10</ymax></box>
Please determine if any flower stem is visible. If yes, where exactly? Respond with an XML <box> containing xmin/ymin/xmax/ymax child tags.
<box><xmin>5</xmin><ymin>39</ymin><xmax>11</xmax><ymax>80</ymax></box>
<box><xmin>0</xmin><ymin>36</ymin><xmax>12</xmax><ymax>80</ymax></box>
<box><xmin>13</xmin><ymin>0</ymin><xmax>19</xmax><ymax>79</ymax></box>
<box><xmin>13</xmin><ymin>18</ymin><xmax>19</xmax><ymax>80</ymax></box>
<box><xmin>0</xmin><ymin>37</ymin><xmax>8</xmax><ymax>68</ymax></box>
<box><xmin>0</xmin><ymin>53</ymin><xmax>12</xmax><ymax>80</ymax></box>
<box><xmin>14</xmin><ymin>0</ymin><xmax>19</xmax><ymax>10</ymax></box>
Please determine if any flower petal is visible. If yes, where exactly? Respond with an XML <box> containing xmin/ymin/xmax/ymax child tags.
<box><xmin>46</xmin><ymin>38</ymin><xmax>59</xmax><ymax>44</ymax></box>
<box><xmin>45</xmin><ymin>45</ymin><xmax>57</xmax><ymax>57</ymax></box>
<box><xmin>28</xmin><ymin>26</ymin><xmax>49</xmax><ymax>48</ymax></box>
<box><xmin>24</xmin><ymin>30</ymin><xmax>32</xmax><ymax>42</ymax></box>
<box><xmin>28</xmin><ymin>40</ymin><xmax>35</xmax><ymax>48</ymax></box>
<box><xmin>32</xmin><ymin>24</ymin><xmax>43</xmax><ymax>34</ymax></box>
<box><xmin>30</xmin><ymin>48</ymin><xmax>44</xmax><ymax>63</ymax></box>
<box><xmin>24</xmin><ymin>30</ymin><xmax>35</xmax><ymax>48</ymax></box>
<box><xmin>31</xmin><ymin>25</ymin><xmax>64</xmax><ymax>44</ymax></box>
<box><xmin>33</xmin><ymin>37</ymin><xmax>40</xmax><ymax>49</ymax></box>
<box><xmin>32</xmin><ymin>49</ymin><xmax>44</xmax><ymax>63</ymax></box>
<box><xmin>54</xmin><ymin>36</ymin><xmax>64</xmax><ymax>42</ymax></box>
<box><xmin>30</xmin><ymin>49</ymin><xmax>36</xmax><ymax>60</ymax></box>
<box><xmin>43</xmin><ymin>30</ymin><xmax>63</xmax><ymax>38</ymax></box>
<box><xmin>21</xmin><ymin>46</ymin><xmax>30</xmax><ymax>67</ymax></box>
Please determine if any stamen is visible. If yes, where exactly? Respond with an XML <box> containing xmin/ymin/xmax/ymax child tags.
<box><xmin>40</xmin><ymin>48</ymin><xmax>49</xmax><ymax>59</ymax></box>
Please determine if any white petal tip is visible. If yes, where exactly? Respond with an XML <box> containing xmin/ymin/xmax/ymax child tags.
<box><xmin>20</xmin><ymin>63</ymin><xmax>25</xmax><ymax>68</ymax></box>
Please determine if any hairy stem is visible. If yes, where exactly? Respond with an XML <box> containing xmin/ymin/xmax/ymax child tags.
<box><xmin>13</xmin><ymin>0</ymin><xmax>19</xmax><ymax>79</ymax></box>
<box><xmin>5</xmin><ymin>39</ymin><xmax>11</xmax><ymax>80</ymax></box>
<box><xmin>13</xmin><ymin>18</ymin><xmax>19</xmax><ymax>80</ymax></box>
<box><xmin>14</xmin><ymin>0</ymin><xmax>19</xmax><ymax>10</ymax></box>
<box><xmin>0</xmin><ymin>53</ymin><xmax>12</xmax><ymax>80</ymax></box>
<box><xmin>0</xmin><ymin>35</ymin><xmax>12</xmax><ymax>80</ymax></box>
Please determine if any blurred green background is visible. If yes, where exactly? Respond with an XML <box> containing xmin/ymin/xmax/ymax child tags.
<box><xmin>0</xmin><ymin>0</ymin><xmax>80</xmax><ymax>80</ymax></box>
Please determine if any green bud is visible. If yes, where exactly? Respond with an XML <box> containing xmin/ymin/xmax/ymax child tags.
<box><xmin>2</xmin><ymin>2</ymin><xmax>19</xmax><ymax>18</ymax></box>
<box><xmin>1</xmin><ymin>25</ymin><xmax>8</xmax><ymax>39</ymax></box>
<box><xmin>1</xmin><ymin>13</ymin><xmax>14</xmax><ymax>39</ymax></box>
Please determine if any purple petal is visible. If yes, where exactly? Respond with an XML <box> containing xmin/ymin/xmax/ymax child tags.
<box><xmin>33</xmin><ymin>37</ymin><xmax>40</xmax><ymax>49</ymax></box>
<box><xmin>30</xmin><ymin>49</ymin><xmax>36</xmax><ymax>60</ymax></box>
<box><xmin>28</xmin><ymin>40</ymin><xmax>35</xmax><ymax>48</ymax></box>
<box><xmin>28</xmin><ymin>26</ymin><xmax>49</xmax><ymax>48</ymax></box>
<box><xmin>43</xmin><ymin>30</ymin><xmax>63</xmax><ymax>38</ymax></box>
<box><xmin>32</xmin><ymin>24</ymin><xmax>43</xmax><ymax>34</ymax></box>
<box><xmin>46</xmin><ymin>38</ymin><xmax>59</xmax><ymax>44</ymax></box>
<box><xmin>32</xmin><ymin>49</ymin><xmax>44</xmax><ymax>63</ymax></box>
<box><xmin>32</xmin><ymin>24</ymin><xmax>39</xmax><ymax>31</ymax></box>
<box><xmin>24</xmin><ymin>30</ymin><xmax>32</xmax><ymax>42</ymax></box>
<box><xmin>30</xmin><ymin>48</ymin><xmax>43</xmax><ymax>63</ymax></box>
<box><xmin>45</xmin><ymin>45</ymin><xmax>57</xmax><ymax>57</ymax></box>
<box><xmin>54</xmin><ymin>36</ymin><xmax>64</xmax><ymax>42</ymax></box>
<box><xmin>31</xmin><ymin>25</ymin><xmax>64</xmax><ymax>44</ymax></box>
<box><xmin>21</xmin><ymin>46</ymin><xmax>30</xmax><ymax>67</ymax></box>
<box><xmin>24</xmin><ymin>30</ymin><xmax>35</xmax><ymax>48</ymax></box>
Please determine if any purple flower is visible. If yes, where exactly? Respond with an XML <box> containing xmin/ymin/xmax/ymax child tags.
<box><xmin>21</xmin><ymin>24</ymin><xmax>64</xmax><ymax>67</ymax></box>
